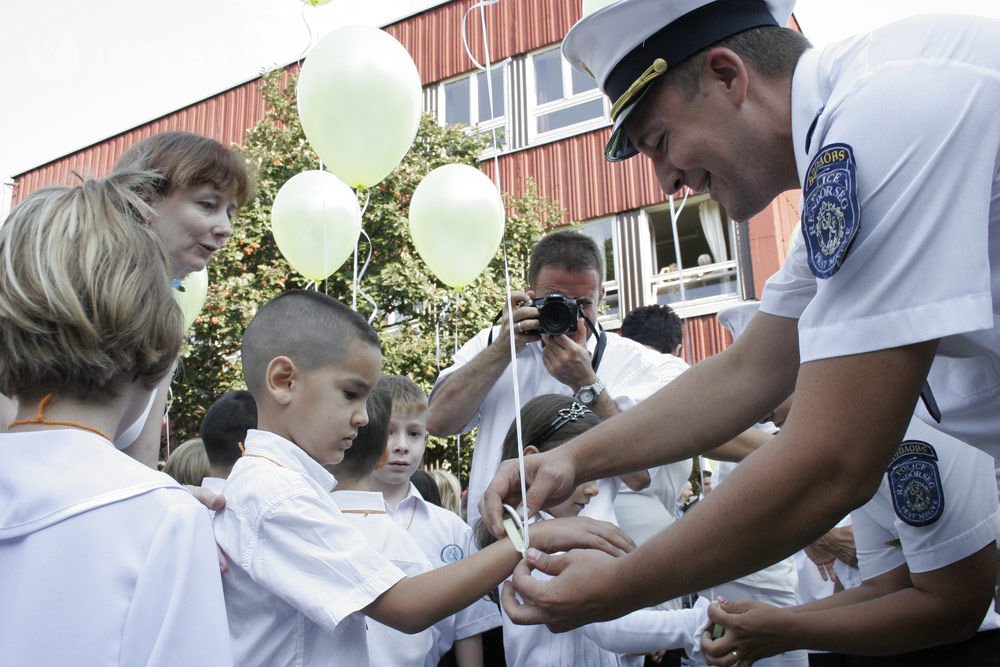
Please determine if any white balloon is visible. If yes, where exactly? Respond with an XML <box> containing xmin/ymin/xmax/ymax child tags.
<box><xmin>271</xmin><ymin>170</ymin><xmax>361</xmax><ymax>281</ymax></box>
<box><xmin>297</xmin><ymin>26</ymin><xmax>422</xmax><ymax>189</ymax></box>
<box><xmin>408</xmin><ymin>164</ymin><xmax>505</xmax><ymax>290</ymax></box>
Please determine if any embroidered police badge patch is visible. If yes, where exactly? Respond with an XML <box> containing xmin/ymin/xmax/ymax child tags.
<box><xmin>887</xmin><ymin>439</ymin><xmax>944</xmax><ymax>527</ymax></box>
<box><xmin>440</xmin><ymin>544</ymin><xmax>464</xmax><ymax>563</ymax></box>
<box><xmin>801</xmin><ymin>143</ymin><xmax>860</xmax><ymax>279</ymax></box>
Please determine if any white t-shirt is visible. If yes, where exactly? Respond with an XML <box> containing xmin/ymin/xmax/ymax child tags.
<box><xmin>852</xmin><ymin>417</ymin><xmax>1000</xmax><ymax>631</ymax></box>
<box><xmin>761</xmin><ymin>15</ymin><xmax>1000</xmax><ymax>463</ymax></box>
<box><xmin>0</xmin><ymin>429</ymin><xmax>232</xmax><ymax>666</ymax></box>
<box><xmin>434</xmin><ymin>327</ymin><xmax>666</xmax><ymax>528</ymax></box>
<box><xmin>333</xmin><ymin>489</ymin><xmax>434</xmax><ymax>667</ymax></box>
<box><xmin>214</xmin><ymin>429</ymin><xmax>405</xmax><ymax>667</ymax></box>
<box><xmin>387</xmin><ymin>483</ymin><xmax>502</xmax><ymax>666</ymax></box>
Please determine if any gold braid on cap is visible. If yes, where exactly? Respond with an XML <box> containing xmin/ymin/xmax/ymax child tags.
<box><xmin>610</xmin><ymin>58</ymin><xmax>668</xmax><ymax>121</ymax></box>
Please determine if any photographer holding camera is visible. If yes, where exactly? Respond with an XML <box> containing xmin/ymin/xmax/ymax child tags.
<box><xmin>428</xmin><ymin>229</ymin><xmax>668</xmax><ymax>530</ymax></box>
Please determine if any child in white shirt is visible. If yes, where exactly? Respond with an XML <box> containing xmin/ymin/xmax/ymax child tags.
<box><xmin>485</xmin><ymin>394</ymin><xmax>711</xmax><ymax>666</ymax></box>
<box><xmin>372</xmin><ymin>375</ymin><xmax>502</xmax><ymax>667</ymax></box>
<box><xmin>329</xmin><ymin>378</ymin><xmax>435</xmax><ymax>667</ymax></box>
<box><xmin>199</xmin><ymin>389</ymin><xmax>258</xmax><ymax>494</ymax></box>
<box><xmin>0</xmin><ymin>174</ymin><xmax>232</xmax><ymax>666</ymax></box>
<box><xmin>214</xmin><ymin>291</ymin><xmax>635</xmax><ymax>667</ymax></box>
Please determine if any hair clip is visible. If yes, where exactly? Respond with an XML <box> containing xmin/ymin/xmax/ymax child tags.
<box><xmin>534</xmin><ymin>401</ymin><xmax>594</xmax><ymax>445</ymax></box>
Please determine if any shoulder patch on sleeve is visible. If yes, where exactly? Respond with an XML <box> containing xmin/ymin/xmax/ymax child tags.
<box><xmin>801</xmin><ymin>143</ymin><xmax>861</xmax><ymax>279</ymax></box>
<box><xmin>887</xmin><ymin>439</ymin><xmax>944</xmax><ymax>527</ymax></box>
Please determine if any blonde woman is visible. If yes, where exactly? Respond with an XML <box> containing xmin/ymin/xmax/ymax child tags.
<box><xmin>0</xmin><ymin>174</ymin><xmax>232</xmax><ymax>665</ymax></box>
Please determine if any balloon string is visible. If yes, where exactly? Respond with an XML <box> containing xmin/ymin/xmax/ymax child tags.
<box><xmin>667</xmin><ymin>191</ymin><xmax>689</xmax><ymax>299</ymax></box>
<box><xmin>163</xmin><ymin>384</ymin><xmax>174</xmax><ymax>460</ymax></box>
<box><xmin>353</xmin><ymin>189</ymin><xmax>371</xmax><ymax>310</ymax></box>
<box><xmin>501</xmin><ymin>242</ymin><xmax>529</xmax><ymax>550</ymax></box>
<box><xmin>296</xmin><ymin>2</ymin><xmax>317</xmax><ymax>69</ymax></box>
<box><xmin>461</xmin><ymin>0</ymin><xmax>504</xmax><ymax>191</ymax></box>
<box><xmin>453</xmin><ymin>289</ymin><xmax>462</xmax><ymax>475</ymax></box>
<box><xmin>355</xmin><ymin>227</ymin><xmax>380</xmax><ymax>323</ymax></box>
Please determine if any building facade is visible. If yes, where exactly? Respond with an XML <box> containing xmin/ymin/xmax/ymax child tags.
<box><xmin>11</xmin><ymin>0</ymin><xmax>802</xmax><ymax>364</ymax></box>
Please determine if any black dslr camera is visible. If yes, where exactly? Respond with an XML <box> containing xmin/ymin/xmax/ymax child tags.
<box><xmin>528</xmin><ymin>293</ymin><xmax>583</xmax><ymax>335</ymax></box>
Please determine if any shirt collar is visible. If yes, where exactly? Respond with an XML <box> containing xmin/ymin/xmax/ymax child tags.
<box><xmin>790</xmin><ymin>47</ymin><xmax>825</xmax><ymax>177</ymax></box>
<box><xmin>332</xmin><ymin>489</ymin><xmax>388</xmax><ymax>513</ymax></box>
<box><xmin>242</xmin><ymin>428</ymin><xmax>339</xmax><ymax>492</ymax></box>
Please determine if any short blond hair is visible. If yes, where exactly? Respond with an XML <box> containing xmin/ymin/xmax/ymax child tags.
<box><xmin>0</xmin><ymin>172</ymin><xmax>181</xmax><ymax>400</ymax></box>
<box><xmin>164</xmin><ymin>438</ymin><xmax>211</xmax><ymax>486</ymax></box>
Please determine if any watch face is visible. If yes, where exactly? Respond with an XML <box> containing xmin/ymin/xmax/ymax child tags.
<box><xmin>579</xmin><ymin>388</ymin><xmax>596</xmax><ymax>404</ymax></box>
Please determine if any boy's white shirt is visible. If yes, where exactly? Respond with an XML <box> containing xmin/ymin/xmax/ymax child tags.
<box><xmin>387</xmin><ymin>483</ymin><xmax>502</xmax><ymax>666</ymax></box>
<box><xmin>332</xmin><ymin>488</ymin><xmax>435</xmax><ymax>667</ymax></box>
<box><xmin>214</xmin><ymin>429</ymin><xmax>405</xmax><ymax>667</ymax></box>
<box><xmin>0</xmin><ymin>429</ymin><xmax>233</xmax><ymax>666</ymax></box>
<box><xmin>500</xmin><ymin>513</ymin><xmax>709</xmax><ymax>667</ymax></box>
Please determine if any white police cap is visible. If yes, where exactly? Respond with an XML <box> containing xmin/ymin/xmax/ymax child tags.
<box><xmin>563</xmin><ymin>0</ymin><xmax>795</xmax><ymax>162</ymax></box>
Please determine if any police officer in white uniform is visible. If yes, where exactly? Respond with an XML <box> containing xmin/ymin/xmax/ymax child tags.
<box><xmin>481</xmin><ymin>0</ymin><xmax>1000</xmax><ymax>649</ymax></box>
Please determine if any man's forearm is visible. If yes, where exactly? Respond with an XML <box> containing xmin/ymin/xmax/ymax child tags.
<box><xmin>426</xmin><ymin>342</ymin><xmax>511</xmax><ymax>436</ymax></box>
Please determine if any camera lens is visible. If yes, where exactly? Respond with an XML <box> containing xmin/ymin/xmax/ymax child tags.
<box><xmin>538</xmin><ymin>300</ymin><xmax>577</xmax><ymax>335</ymax></box>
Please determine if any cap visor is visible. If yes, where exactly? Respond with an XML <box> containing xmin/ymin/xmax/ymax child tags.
<box><xmin>605</xmin><ymin>85</ymin><xmax>653</xmax><ymax>162</ymax></box>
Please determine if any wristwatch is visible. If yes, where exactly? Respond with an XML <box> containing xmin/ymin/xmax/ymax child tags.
<box><xmin>573</xmin><ymin>378</ymin><xmax>605</xmax><ymax>406</ymax></box>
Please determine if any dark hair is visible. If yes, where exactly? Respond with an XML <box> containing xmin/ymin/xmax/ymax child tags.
<box><xmin>528</xmin><ymin>228</ymin><xmax>605</xmax><ymax>288</ymax></box>
<box><xmin>411</xmin><ymin>468</ymin><xmax>442</xmax><ymax>506</ymax></box>
<box><xmin>200</xmin><ymin>390</ymin><xmax>257</xmax><ymax>470</ymax></box>
<box><xmin>663</xmin><ymin>26</ymin><xmax>810</xmax><ymax>99</ymax></box>
<box><xmin>336</xmin><ymin>377</ymin><xmax>392</xmax><ymax>477</ymax></box>
<box><xmin>500</xmin><ymin>394</ymin><xmax>602</xmax><ymax>461</ymax></box>
<box><xmin>476</xmin><ymin>394</ymin><xmax>602</xmax><ymax>550</ymax></box>
<box><xmin>620</xmin><ymin>304</ymin><xmax>683</xmax><ymax>354</ymax></box>
<box><xmin>112</xmin><ymin>131</ymin><xmax>255</xmax><ymax>209</ymax></box>
<box><xmin>241</xmin><ymin>290</ymin><xmax>381</xmax><ymax>396</ymax></box>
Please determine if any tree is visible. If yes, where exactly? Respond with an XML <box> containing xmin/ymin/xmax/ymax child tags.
<box><xmin>168</xmin><ymin>69</ymin><xmax>563</xmax><ymax>480</ymax></box>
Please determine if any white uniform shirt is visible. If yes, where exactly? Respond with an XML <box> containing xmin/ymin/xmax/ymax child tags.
<box><xmin>332</xmin><ymin>489</ymin><xmax>435</xmax><ymax>667</ymax></box>
<box><xmin>214</xmin><ymin>429</ymin><xmax>405</xmax><ymax>667</ymax></box>
<box><xmin>615</xmin><ymin>353</ymin><xmax>691</xmax><ymax>549</ymax></box>
<box><xmin>387</xmin><ymin>483</ymin><xmax>502</xmax><ymax>666</ymax></box>
<box><xmin>852</xmin><ymin>417</ymin><xmax>1000</xmax><ymax>631</ymax></box>
<box><xmin>0</xmin><ymin>430</ymin><xmax>232</xmax><ymax>666</ymax></box>
<box><xmin>761</xmin><ymin>15</ymin><xmax>1000</xmax><ymax>463</ymax></box>
<box><xmin>434</xmin><ymin>327</ymin><xmax>666</xmax><ymax>528</ymax></box>
<box><xmin>500</xmin><ymin>514</ymin><xmax>709</xmax><ymax>667</ymax></box>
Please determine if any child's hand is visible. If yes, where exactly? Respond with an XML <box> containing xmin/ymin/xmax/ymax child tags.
<box><xmin>529</xmin><ymin>516</ymin><xmax>635</xmax><ymax>557</ymax></box>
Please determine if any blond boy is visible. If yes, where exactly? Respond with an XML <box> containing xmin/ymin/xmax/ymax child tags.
<box><xmin>372</xmin><ymin>375</ymin><xmax>502</xmax><ymax>667</ymax></box>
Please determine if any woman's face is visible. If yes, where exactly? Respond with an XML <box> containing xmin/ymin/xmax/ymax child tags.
<box><xmin>150</xmin><ymin>184</ymin><xmax>236</xmax><ymax>278</ymax></box>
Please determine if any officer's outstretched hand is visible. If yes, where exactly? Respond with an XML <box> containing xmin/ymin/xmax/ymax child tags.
<box><xmin>481</xmin><ymin>446</ymin><xmax>579</xmax><ymax>539</ymax></box>
<box><xmin>702</xmin><ymin>598</ymin><xmax>789</xmax><ymax>666</ymax></box>
<box><xmin>502</xmin><ymin>547</ymin><xmax>628</xmax><ymax>632</ymax></box>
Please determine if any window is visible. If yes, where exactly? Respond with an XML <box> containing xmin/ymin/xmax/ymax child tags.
<box><xmin>646</xmin><ymin>195</ymin><xmax>739</xmax><ymax>311</ymax></box>
<box><xmin>528</xmin><ymin>46</ymin><xmax>607</xmax><ymax>143</ymax></box>
<box><xmin>578</xmin><ymin>217</ymin><xmax>619</xmax><ymax>322</ymax></box>
<box><xmin>439</xmin><ymin>63</ymin><xmax>508</xmax><ymax>151</ymax></box>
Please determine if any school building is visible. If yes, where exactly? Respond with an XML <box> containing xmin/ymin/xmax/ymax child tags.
<box><xmin>10</xmin><ymin>0</ymin><xmax>803</xmax><ymax>364</ymax></box>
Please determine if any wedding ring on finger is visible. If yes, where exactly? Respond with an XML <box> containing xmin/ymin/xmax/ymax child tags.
<box><xmin>732</xmin><ymin>649</ymin><xmax>740</xmax><ymax>661</ymax></box>
<box><xmin>516</xmin><ymin>321</ymin><xmax>523</xmax><ymax>335</ymax></box>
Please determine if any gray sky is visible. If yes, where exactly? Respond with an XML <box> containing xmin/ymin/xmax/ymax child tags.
<box><xmin>3</xmin><ymin>0</ymin><xmax>999</xmax><ymax>184</ymax></box>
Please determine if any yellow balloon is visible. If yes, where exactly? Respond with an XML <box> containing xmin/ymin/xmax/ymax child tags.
<box><xmin>174</xmin><ymin>269</ymin><xmax>209</xmax><ymax>331</ymax></box>
<box><xmin>271</xmin><ymin>170</ymin><xmax>361</xmax><ymax>281</ymax></box>
<box><xmin>297</xmin><ymin>25</ymin><xmax>422</xmax><ymax>189</ymax></box>
<box><xmin>408</xmin><ymin>164</ymin><xmax>505</xmax><ymax>289</ymax></box>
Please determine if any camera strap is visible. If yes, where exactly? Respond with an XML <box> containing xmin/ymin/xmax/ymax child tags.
<box><xmin>486</xmin><ymin>309</ymin><xmax>606</xmax><ymax>373</ymax></box>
